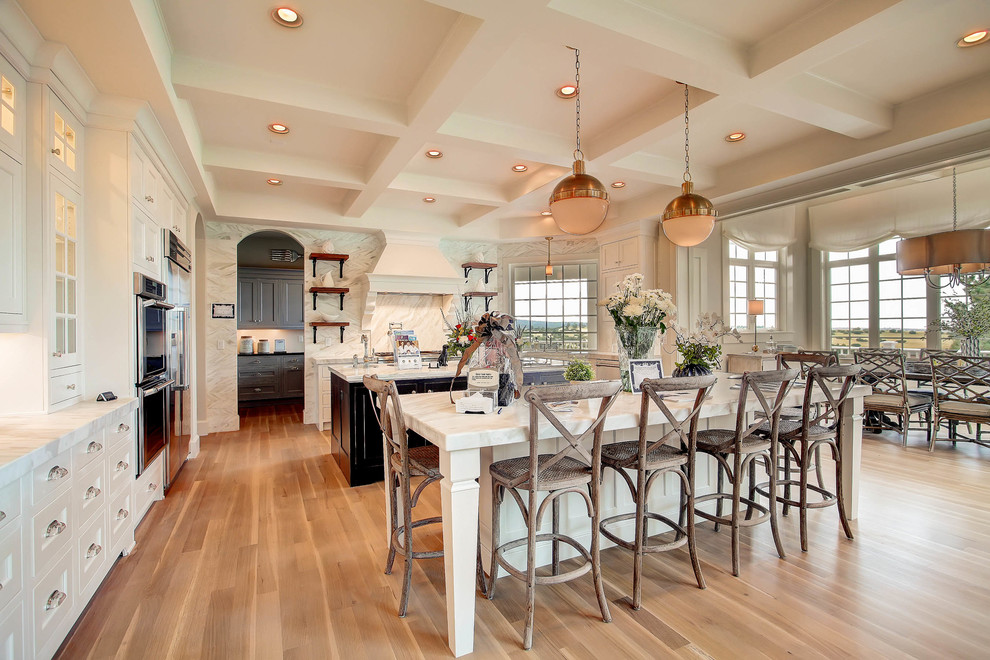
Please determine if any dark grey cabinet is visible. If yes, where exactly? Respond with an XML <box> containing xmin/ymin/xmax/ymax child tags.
<box><xmin>237</xmin><ymin>268</ymin><xmax>303</xmax><ymax>329</ymax></box>
<box><xmin>238</xmin><ymin>354</ymin><xmax>306</xmax><ymax>401</ymax></box>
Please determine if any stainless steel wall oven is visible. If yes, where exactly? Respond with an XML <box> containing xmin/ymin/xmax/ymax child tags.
<box><xmin>136</xmin><ymin>274</ymin><xmax>174</xmax><ymax>475</ymax></box>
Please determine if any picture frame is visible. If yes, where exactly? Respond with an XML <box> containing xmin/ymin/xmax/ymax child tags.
<box><xmin>628</xmin><ymin>359</ymin><xmax>664</xmax><ymax>393</ymax></box>
<box><xmin>212</xmin><ymin>303</ymin><xmax>235</xmax><ymax>319</ymax></box>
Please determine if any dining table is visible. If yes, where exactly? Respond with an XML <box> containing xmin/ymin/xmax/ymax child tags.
<box><xmin>398</xmin><ymin>377</ymin><xmax>871</xmax><ymax>657</ymax></box>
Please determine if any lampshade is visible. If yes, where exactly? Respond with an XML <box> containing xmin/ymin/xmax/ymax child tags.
<box><xmin>549</xmin><ymin>159</ymin><xmax>609</xmax><ymax>235</ymax></box>
<box><xmin>747</xmin><ymin>299</ymin><xmax>764</xmax><ymax>316</ymax></box>
<box><xmin>895</xmin><ymin>235</ymin><xmax>931</xmax><ymax>276</ymax></box>
<box><xmin>661</xmin><ymin>182</ymin><xmax>717</xmax><ymax>246</ymax></box>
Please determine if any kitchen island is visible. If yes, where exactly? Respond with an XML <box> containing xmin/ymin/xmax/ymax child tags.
<box><xmin>314</xmin><ymin>362</ymin><xmax>568</xmax><ymax>486</ymax></box>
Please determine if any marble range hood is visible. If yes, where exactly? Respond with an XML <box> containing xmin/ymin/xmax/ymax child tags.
<box><xmin>361</xmin><ymin>230</ymin><xmax>465</xmax><ymax>329</ymax></box>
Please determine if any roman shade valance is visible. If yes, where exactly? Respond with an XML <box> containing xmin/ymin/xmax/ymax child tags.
<box><xmin>721</xmin><ymin>206</ymin><xmax>797</xmax><ymax>251</ymax></box>
<box><xmin>809</xmin><ymin>166</ymin><xmax>990</xmax><ymax>251</ymax></box>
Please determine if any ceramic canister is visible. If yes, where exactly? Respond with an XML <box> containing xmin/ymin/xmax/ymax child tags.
<box><xmin>257</xmin><ymin>339</ymin><xmax>272</xmax><ymax>354</ymax></box>
<box><xmin>239</xmin><ymin>337</ymin><xmax>254</xmax><ymax>354</ymax></box>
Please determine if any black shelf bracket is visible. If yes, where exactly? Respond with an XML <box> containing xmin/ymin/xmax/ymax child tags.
<box><xmin>312</xmin><ymin>326</ymin><xmax>318</xmax><ymax>343</ymax></box>
<box><xmin>310</xmin><ymin>291</ymin><xmax>346</xmax><ymax>310</ymax></box>
<box><xmin>463</xmin><ymin>265</ymin><xmax>495</xmax><ymax>284</ymax></box>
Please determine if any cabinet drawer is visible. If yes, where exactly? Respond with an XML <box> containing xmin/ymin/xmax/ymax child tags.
<box><xmin>72</xmin><ymin>428</ymin><xmax>106</xmax><ymax>473</ymax></box>
<box><xmin>238</xmin><ymin>370</ymin><xmax>279</xmax><ymax>384</ymax></box>
<box><xmin>32</xmin><ymin>448</ymin><xmax>72</xmax><ymax>507</ymax></box>
<box><xmin>76</xmin><ymin>511</ymin><xmax>109</xmax><ymax>596</ymax></box>
<box><xmin>108</xmin><ymin>442</ymin><xmax>134</xmax><ymax>500</ymax></box>
<box><xmin>49</xmin><ymin>370</ymin><xmax>81</xmax><ymax>406</ymax></box>
<box><xmin>239</xmin><ymin>384</ymin><xmax>279</xmax><ymax>399</ymax></box>
<box><xmin>0</xmin><ymin>480</ymin><xmax>21</xmax><ymax>536</ymax></box>
<box><xmin>108</xmin><ymin>411</ymin><xmax>135</xmax><ymax>450</ymax></box>
<box><xmin>238</xmin><ymin>355</ymin><xmax>279</xmax><ymax>368</ymax></box>
<box><xmin>109</xmin><ymin>490</ymin><xmax>133</xmax><ymax>552</ymax></box>
<box><xmin>33</xmin><ymin>551</ymin><xmax>73</xmax><ymax>657</ymax></box>
<box><xmin>134</xmin><ymin>453</ymin><xmax>163</xmax><ymax>524</ymax></box>
<box><xmin>32</xmin><ymin>489</ymin><xmax>71</xmax><ymax>578</ymax></box>
<box><xmin>0</xmin><ymin>526</ymin><xmax>23</xmax><ymax>612</ymax></box>
<box><xmin>73</xmin><ymin>460</ymin><xmax>107</xmax><ymax>527</ymax></box>
<box><xmin>0</xmin><ymin>601</ymin><xmax>24</xmax><ymax>660</ymax></box>
<box><xmin>282</xmin><ymin>355</ymin><xmax>304</xmax><ymax>367</ymax></box>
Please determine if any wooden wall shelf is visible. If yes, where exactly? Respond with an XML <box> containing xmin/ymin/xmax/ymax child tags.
<box><xmin>310</xmin><ymin>253</ymin><xmax>349</xmax><ymax>278</ymax></box>
<box><xmin>309</xmin><ymin>287</ymin><xmax>349</xmax><ymax>310</ymax></box>
<box><xmin>461</xmin><ymin>262</ymin><xmax>497</xmax><ymax>284</ymax></box>
<box><xmin>310</xmin><ymin>321</ymin><xmax>349</xmax><ymax>343</ymax></box>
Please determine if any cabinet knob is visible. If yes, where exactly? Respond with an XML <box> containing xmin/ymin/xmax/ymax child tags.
<box><xmin>254</xmin><ymin>388</ymin><xmax>262</xmax><ymax>392</ymax></box>
<box><xmin>145</xmin><ymin>195</ymin><xmax>154</xmax><ymax>203</ymax></box>
<box><xmin>0</xmin><ymin>511</ymin><xmax>5</xmax><ymax>523</ymax></box>
<box><xmin>87</xmin><ymin>441</ymin><xmax>103</xmax><ymax>453</ymax></box>
<box><xmin>85</xmin><ymin>486</ymin><xmax>102</xmax><ymax>500</ymax></box>
<box><xmin>148</xmin><ymin>482</ymin><xmax>158</xmax><ymax>492</ymax></box>
<box><xmin>116</xmin><ymin>508</ymin><xmax>129</xmax><ymax>521</ymax></box>
<box><xmin>47</xmin><ymin>466</ymin><xmax>69</xmax><ymax>481</ymax></box>
<box><xmin>51</xmin><ymin>351</ymin><xmax>63</xmax><ymax>357</ymax></box>
<box><xmin>118</xmin><ymin>423</ymin><xmax>130</xmax><ymax>433</ymax></box>
<box><xmin>51</xmin><ymin>147</ymin><xmax>61</xmax><ymax>156</ymax></box>
<box><xmin>46</xmin><ymin>590</ymin><xmax>67</xmax><ymax>611</ymax></box>
<box><xmin>116</xmin><ymin>460</ymin><xmax>129</xmax><ymax>472</ymax></box>
<box><xmin>45</xmin><ymin>520</ymin><xmax>67</xmax><ymax>538</ymax></box>
<box><xmin>288</xmin><ymin>367</ymin><xmax>300</xmax><ymax>371</ymax></box>
<box><xmin>86</xmin><ymin>543</ymin><xmax>103</xmax><ymax>559</ymax></box>
<box><xmin>67</xmin><ymin>384</ymin><xmax>76</xmax><ymax>390</ymax></box>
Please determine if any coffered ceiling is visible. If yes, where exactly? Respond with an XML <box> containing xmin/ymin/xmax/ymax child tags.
<box><xmin>14</xmin><ymin>0</ymin><xmax>990</xmax><ymax>239</ymax></box>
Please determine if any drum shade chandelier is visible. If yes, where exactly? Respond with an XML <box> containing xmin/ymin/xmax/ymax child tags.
<box><xmin>549</xmin><ymin>47</ymin><xmax>609</xmax><ymax>235</ymax></box>
<box><xmin>896</xmin><ymin>167</ymin><xmax>990</xmax><ymax>288</ymax></box>
<box><xmin>661</xmin><ymin>83</ymin><xmax>717</xmax><ymax>247</ymax></box>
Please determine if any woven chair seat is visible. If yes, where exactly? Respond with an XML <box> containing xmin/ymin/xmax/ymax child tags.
<box><xmin>600</xmin><ymin>440</ymin><xmax>687</xmax><ymax>470</ymax></box>
<box><xmin>864</xmin><ymin>392</ymin><xmax>931</xmax><ymax>412</ymax></box>
<box><xmin>757</xmin><ymin>418</ymin><xmax>835</xmax><ymax>441</ymax></box>
<box><xmin>390</xmin><ymin>444</ymin><xmax>441</xmax><ymax>478</ymax></box>
<box><xmin>938</xmin><ymin>400</ymin><xmax>990</xmax><ymax>420</ymax></box>
<box><xmin>697</xmin><ymin>429</ymin><xmax>770</xmax><ymax>454</ymax></box>
<box><xmin>490</xmin><ymin>454</ymin><xmax>591</xmax><ymax>490</ymax></box>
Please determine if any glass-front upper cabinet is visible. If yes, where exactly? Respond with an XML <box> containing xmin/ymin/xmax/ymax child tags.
<box><xmin>51</xmin><ymin>175</ymin><xmax>81</xmax><ymax>370</ymax></box>
<box><xmin>0</xmin><ymin>53</ymin><xmax>25</xmax><ymax>160</ymax></box>
<box><xmin>48</xmin><ymin>91</ymin><xmax>82</xmax><ymax>187</ymax></box>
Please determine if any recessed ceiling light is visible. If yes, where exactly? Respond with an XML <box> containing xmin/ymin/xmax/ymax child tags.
<box><xmin>512</xmin><ymin>164</ymin><xmax>528</xmax><ymax>172</ymax></box>
<box><xmin>272</xmin><ymin>7</ymin><xmax>303</xmax><ymax>28</ymax></box>
<box><xmin>610</xmin><ymin>181</ymin><xmax>626</xmax><ymax>188</ymax></box>
<box><xmin>540</xmin><ymin>210</ymin><xmax>553</xmax><ymax>216</ymax></box>
<box><xmin>725</xmin><ymin>132</ymin><xmax>746</xmax><ymax>142</ymax></box>
<box><xmin>268</xmin><ymin>123</ymin><xmax>289</xmax><ymax>134</ymax></box>
<box><xmin>423</xmin><ymin>196</ymin><xmax>436</xmax><ymax>203</ymax></box>
<box><xmin>958</xmin><ymin>30</ymin><xmax>989</xmax><ymax>47</ymax></box>
<box><xmin>267</xmin><ymin>178</ymin><xmax>282</xmax><ymax>186</ymax></box>
<box><xmin>425</xmin><ymin>149</ymin><xmax>443</xmax><ymax>158</ymax></box>
<box><xmin>556</xmin><ymin>84</ymin><xmax>577</xmax><ymax>99</ymax></box>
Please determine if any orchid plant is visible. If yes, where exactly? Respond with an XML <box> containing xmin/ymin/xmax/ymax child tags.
<box><xmin>672</xmin><ymin>312</ymin><xmax>742</xmax><ymax>372</ymax></box>
<box><xmin>600</xmin><ymin>273</ymin><xmax>676</xmax><ymax>333</ymax></box>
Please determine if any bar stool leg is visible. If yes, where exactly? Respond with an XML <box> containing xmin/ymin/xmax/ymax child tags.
<box><xmin>799</xmin><ymin>440</ymin><xmax>810</xmax><ymax>552</ymax></box>
<box><xmin>684</xmin><ymin>462</ymin><xmax>706</xmax><ymax>590</ymax></box>
<box><xmin>632</xmin><ymin>466</ymin><xmax>647</xmax><ymax>610</ymax></box>
<box><xmin>398</xmin><ymin>472</ymin><xmax>414</xmax><ymax>617</ymax></box>
<box><xmin>551</xmin><ymin>497</ymin><xmax>561</xmax><ymax>576</ymax></box>
<box><xmin>523</xmin><ymin>487</ymin><xmax>538</xmax><ymax>651</ymax></box>
<box><xmin>833</xmin><ymin>442</ymin><xmax>854</xmax><ymax>540</ymax></box>
<box><xmin>590</xmin><ymin>476</ymin><xmax>611</xmax><ymax>624</ymax></box>
<box><xmin>731</xmin><ymin>454</ymin><xmax>743</xmax><ymax>577</ymax></box>
<box><xmin>487</xmin><ymin>481</ymin><xmax>502</xmax><ymax>600</ymax></box>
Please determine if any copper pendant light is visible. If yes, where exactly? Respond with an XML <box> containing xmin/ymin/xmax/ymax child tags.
<box><xmin>896</xmin><ymin>167</ymin><xmax>990</xmax><ymax>288</ymax></box>
<box><xmin>549</xmin><ymin>47</ymin><xmax>609</xmax><ymax>236</ymax></box>
<box><xmin>661</xmin><ymin>83</ymin><xmax>717</xmax><ymax>247</ymax></box>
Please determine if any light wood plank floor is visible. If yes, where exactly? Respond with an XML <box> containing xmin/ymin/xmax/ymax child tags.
<box><xmin>57</xmin><ymin>404</ymin><xmax>990</xmax><ymax>659</ymax></box>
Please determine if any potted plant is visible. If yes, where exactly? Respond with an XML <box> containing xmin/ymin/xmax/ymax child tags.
<box><xmin>931</xmin><ymin>276</ymin><xmax>990</xmax><ymax>355</ymax></box>
<box><xmin>564</xmin><ymin>358</ymin><xmax>595</xmax><ymax>384</ymax></box>
<box><xmin>672</xmin><ymin>313</ymin><xmax>742</xmax><ymax>376</ymax></box>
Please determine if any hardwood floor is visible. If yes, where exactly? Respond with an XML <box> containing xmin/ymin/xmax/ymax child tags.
<box><xmin>57</xmin><ymin>404</ymin><xmax>990</xmax><ymax>659</ymax></box>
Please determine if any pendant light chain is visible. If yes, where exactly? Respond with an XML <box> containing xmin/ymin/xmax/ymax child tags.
<box><xmin>570</xmin><ymin>46</ymin><xmax>582</xmax><ymax>160</ymax></box>
<box><xmin>683</xmin><ymin>83</ymin><xmax>692</xmax><ymax>183</ymax></box>
<box><xmin>952</xmin><ymin>167</ymin><xmax>958</xmax><ymax>231</ymax></box>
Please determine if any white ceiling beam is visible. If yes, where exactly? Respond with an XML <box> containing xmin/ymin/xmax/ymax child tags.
<box><xmin>389</xmin><ymin>172</ymin><xmax>507</xmax><ymax>205</ymax></box>
<box><xmin>611</xmin><ymin>153</ymin><xmax>715</xmax><ymax>188</ymax></box>
<box><xmin>202</xmin><ymin>146</ymin><xmax>366</xmax><ymax>190</ymax></box>
<box><xmin>438</xmin><ymin>113</ymin><xmax>574</xmax><ymax>166</ymax></box>
<box><xmin>171</xmin><ymin>55</ymin><xmax>406</xmax><ymax>137</ymax></box>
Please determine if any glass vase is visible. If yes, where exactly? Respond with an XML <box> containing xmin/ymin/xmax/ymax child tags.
<box><xmin>960</xmin><ymin>335</ymin><xmax>981</xmax><ymax>356</ymax></box>
<box><xmin>616</xmin><ymin>325</ymin><xmax>658</xmax><ymax>392</ymax></box>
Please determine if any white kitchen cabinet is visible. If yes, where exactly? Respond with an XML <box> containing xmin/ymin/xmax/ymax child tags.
<box><xmin>318</xmin><ymin>364</ymin><xmax>332</xmax><ymax>430</ymax></box>
<box><xmin>49</xmin><ymin>175</ymin><xmax>82</xmax><ymax>376</ymax></box>
<box><xmin>0</xmin><ymin>148</ymin><xmax>25</xmax><ymax>328</ymax></box>
<box><xmin>0</xmin><ymin>54</ymin><xmax>25</xmax><ymax>160</ymax></box>
<box><xmin>32</xmin><ymin>549</ymin><xmax>73</xmax><ymax>660</ymax></box>
<box><xmin>0</xmin><ymin>526</ymin><xmax>23</xmax><ymax>613</ymax></box>
<box><xmin>0</xmin><ymin>600</ymin><xmax>24</xmax><ymax>659</ymax></box>
<box><xmin>129</xmin><ymin>140</ymin><xmax>163</xmax><ymax>218</ymax></box>
<box><xmin>130</xmin><ymin>203</ymin><xmax>161</xmax><ymax>277</ymax></box>
<box><xmin>170</xmin><ymin>196</ymin><xmax>187</xmax><ymax>240</ymax></box>
<box><xmin>46</xmin><ymin>92</ymin><xmax>82</xmax><ymax>190</ymax></box>
<box><xmin>133</xmin><ymin>453</ymin><xmax>164</xmax><ymax>526</ymax></box>
<box><xmin>600</xmin><ymin>237</ymin><xmax>639</xmax><ymax>272</ymax></box>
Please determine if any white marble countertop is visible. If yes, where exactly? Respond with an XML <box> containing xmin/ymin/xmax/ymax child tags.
<box><xmin>318</xmin><ymin>362</ymin><xmax>567</xmax><ymax>383</ymax></box>
<box><xmin>0</xmin><ymin>397</ymin><xmax>138</xmax><ymax>483</ymax></box>
<box><xmin>398</xmin><ymin>378</ymin><xmax>871</xmax><ymax>453</ymax></box>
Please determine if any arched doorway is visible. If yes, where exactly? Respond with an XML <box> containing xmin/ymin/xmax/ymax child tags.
<box><xmin>235</xmin><ymin>231</ymin><xmax>306</xmax><ymax>408</ymax></box>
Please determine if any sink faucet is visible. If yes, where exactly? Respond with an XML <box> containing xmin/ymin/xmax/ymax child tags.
<box><xmin>361</xmin><ymin>334</ymin><xmax>371</xmax><ymax>362</ymax></box>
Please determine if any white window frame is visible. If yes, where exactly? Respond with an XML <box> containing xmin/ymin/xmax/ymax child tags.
<box><xmin>507</xmin><ymin>258</ymin><xmax>600</xmax><ymax>351</ymax></box>
<box><xmin>725</xmin><ymin>239</ymin><xmax>781</xmax><ymax>332</ymax></box>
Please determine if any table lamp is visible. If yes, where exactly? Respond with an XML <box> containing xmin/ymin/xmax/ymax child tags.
<box><xmin>747</xmin><ymin>299</ymin><xmax>764</xmax><ymax>353</ymax></box>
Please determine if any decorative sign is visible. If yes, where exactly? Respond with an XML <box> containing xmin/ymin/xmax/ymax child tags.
<box><xmin>628</xmin><ymin>359</ymin><xmax>664</xmax><ymax>393</ymax></box>
<box><xmin>212</xmin><ymin>303</ymin><xmax>235</xmax><ymax>319</ymax></box>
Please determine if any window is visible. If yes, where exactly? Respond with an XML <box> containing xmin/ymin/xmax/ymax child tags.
<box><xmin>511</xmin><ymin>263</ymin><xmax>598</xmax><ymax>350</ymax></box>
<box><xmin>727</xmin><ymin>240</ymin><xmax>778</xmax><ymax>330</ymax></box>
<box><xmin>0</xmin><ymin>75</ymin><xmax>14</xmax><ymax>136</ymax></box>
<box><xmin>825</xmin><ymin>238</ymin><xmax>961</xmax><ymax>353</ymax></box>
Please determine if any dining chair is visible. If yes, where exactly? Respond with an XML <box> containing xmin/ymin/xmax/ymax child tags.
<box><xmin>487</xmin><ymin>380</ymin><xmax>622</xmax><ymax>650</ymax></box>
<box><xmin>853</xmin><ymin>348</ymin><xmax>932</xmax><ymax>446</ymax></box>
<box><xmin>694</xmin><ymin>369</ymin><xmax>797</xmax><ymax>576</ymax></box>
<box><xmin>754</xmin><ymin>364</ymin><xmax>860</xmax><ymax>551</ymax></box>
<box><xmin>599</xmin><ymin>375</ymin><xmax>716</xmax><ymax>610</ymax></box>
<box><xmin>363</xmin><ymin>375</ymin><xmax>486</xmax><ymax>617</ymax></box>
<box><xmin>929</xmin><ymin>353</ymin><xmax>990</xmax><ymax>451</ymax></box>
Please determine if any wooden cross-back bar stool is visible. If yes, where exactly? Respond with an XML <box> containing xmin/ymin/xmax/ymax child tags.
<box><xmin>599</xmin><ymin>375</ymin><xmax>717</xmax><ymax>610</ymax></box>
<box><xmin>487</xmin><ymin>380</ymin><xmax>622</xmax><ymax>651</ymax></box>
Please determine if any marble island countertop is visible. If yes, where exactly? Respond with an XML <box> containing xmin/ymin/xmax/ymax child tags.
<box><xmin>316</xmin><ymin>361</ymin><xmax>568</xmax><ymax>383</ymax></box>
<box><xmin>0</xmin><ymin>397</ymin><xmax>138</xmax><ymax>483</ymax></box>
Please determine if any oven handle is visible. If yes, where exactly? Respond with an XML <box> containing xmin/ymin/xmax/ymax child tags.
<box><xmin>142</xmin><ymin>298</ymin><xmax>175</xmax><ymax>311</ymax></box>
<box><xmin>139</xmin><ymin>379</ymin><xmax>175</xmax><ymax>396</ymax></box>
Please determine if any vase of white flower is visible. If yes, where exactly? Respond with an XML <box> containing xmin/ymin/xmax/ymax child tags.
<box><xmin>601</xmin><ymin>273</ymin><xmax>676</xmax><ymax>392</ymax></box>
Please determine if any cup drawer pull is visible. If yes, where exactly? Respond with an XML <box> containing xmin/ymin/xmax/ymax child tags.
<box><xmin>116</xmin><ymin>508</ymin><xmax>129</xmax><ymax>521</ymax></box>
<box><xmin>118</xmin><ymin>423</ymin><xmax>130</xmax><ymax>433</ymax></box>
<box><xmin>47</xmin><ymin>466</ymin><xmax>69</xmax><ymax>481</ymax></box>
<box><xmin>86</xmin><ymin>543</ymin><xmax>103</xmax><ymax>559</ymax></box>
<box><xmin>46</xmin><ymin>590</ymin><xmax>66</xmax><ymax>611</ymax></box>
<box><xmin>116</xmin><ymin>460</ymin><xmax>130</xmax><ymax>472</ymax></box>
<box><xmin>87</xmin><ymin>441</ymin><xmax>103</xmax><ymax>454</ymax></box>
<box><xmin>148</xmin><ymin>483</ymin><xmax>158</xmax><ymax>492</ymax></box>
<box><xmin>45</xmin><ymin>520</ymin><xmax>66</xmax><ymax>537</ymax></box>
<box><xmin>85</xmin><ymin>486</ymin><xmax>102</xmax><ymax>500</ymax></box>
